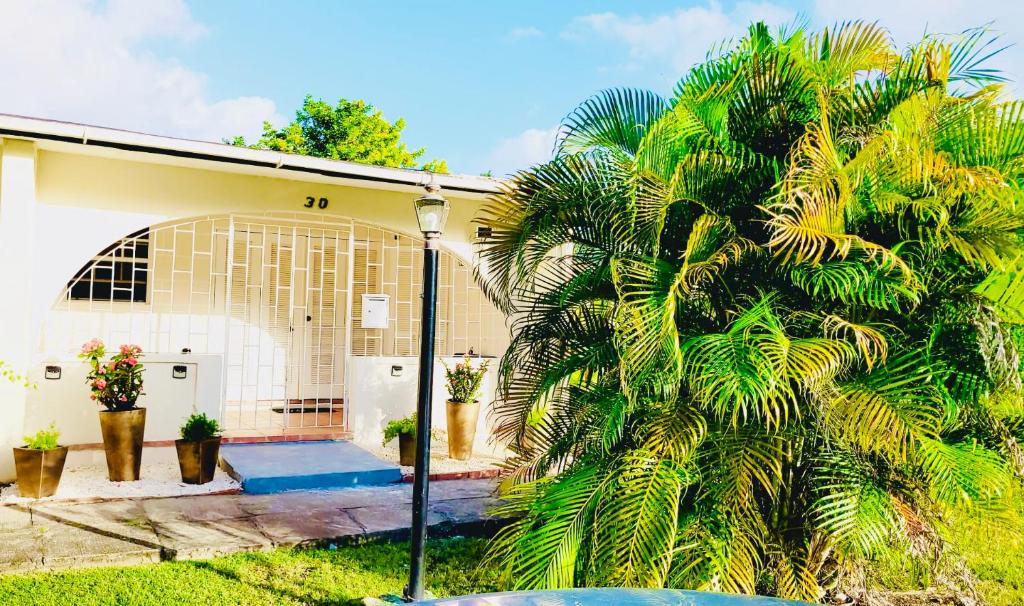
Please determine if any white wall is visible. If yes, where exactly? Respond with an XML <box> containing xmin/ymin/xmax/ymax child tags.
<box><xmin>31</xmin><ymin>203</ymin><xmax>167</xmax><ymax>349</ymax></box>
<box><xmin>0</xmin><ymin>141</ymin><xmax>37</xmax><ymax>481</ymax></box>
<box><xmin>23</xmin><ymin>354</ymin><xmax>222</xmax><ymax>445</ymax></box>
<box><xmin>347</xmin><ymin>355</ymin><xmax>505</xmax><ymax>457</ymax></box>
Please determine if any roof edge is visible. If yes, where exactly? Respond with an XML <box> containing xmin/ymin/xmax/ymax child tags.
<box><xmin>0</xmin><ymin>113</ymin><xmax>502</xmax><ymax>196</ymax></box>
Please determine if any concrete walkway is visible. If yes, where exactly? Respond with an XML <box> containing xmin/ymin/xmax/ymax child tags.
<box><xmin>0</xmin><ymin>479</ymin><xmax>501</xmax><ymax>575</ymax></box>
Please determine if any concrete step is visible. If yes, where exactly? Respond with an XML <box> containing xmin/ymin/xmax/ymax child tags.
<box><xmin>219</xmin><ymin>441</ymin><xmax>402</xmax><ymax>494</ymax></box>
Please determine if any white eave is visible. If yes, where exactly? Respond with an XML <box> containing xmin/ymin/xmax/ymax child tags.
<box><xmin>0</xmin><ymin>113</ymin><xmax>502</xmax><ymax>198</ymax></box>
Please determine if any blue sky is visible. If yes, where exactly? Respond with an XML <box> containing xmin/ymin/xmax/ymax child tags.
<box><xmin>1</xmin><ymin>1</ymin><xmax>1022</xmax><ymax>176</ymax></box>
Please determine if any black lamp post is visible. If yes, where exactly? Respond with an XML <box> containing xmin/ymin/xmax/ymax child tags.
<box><xmin>405</xmin><ymin>183</ymin><xmax>450</xmax><ymax>602</ymax></box>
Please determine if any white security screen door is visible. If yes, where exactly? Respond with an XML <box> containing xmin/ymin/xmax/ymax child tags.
<box><xmin>291</xmin><ymin>229</ymin><xmax>348</xmax><ymax>403</ymax></box>
<box><xmin>224</xmin><ymin>217</ymin><xmax>350</xmax><ymax>432</ymax></box>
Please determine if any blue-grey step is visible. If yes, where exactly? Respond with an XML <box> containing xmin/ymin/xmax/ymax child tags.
<box><xmin>219</xmin><ymin>441</ymin><xmax>402</xmax><ymax>494</ymax></box>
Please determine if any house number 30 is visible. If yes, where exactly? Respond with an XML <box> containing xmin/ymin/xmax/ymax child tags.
<box><xmin>304</xmin><ymin>196</ymin><xmax>329</xmax><ymax>209</ymax></box>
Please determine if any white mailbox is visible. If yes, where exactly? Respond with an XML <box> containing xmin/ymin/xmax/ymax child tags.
<box><xmin>361</xmin><ymin>294</ymin><xmax>390</xmax><ymax>328</ymax></box>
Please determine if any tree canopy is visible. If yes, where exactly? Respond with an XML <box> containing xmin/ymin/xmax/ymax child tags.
<box><xmin>478</xmin><ymin>21</ymin><xmax>1024</xmax><ymax>602</ymax></box>
<box><xmin>228</xmin><ymin>95</ymin><xmax>448</xmax><ymax>173</ymax></box>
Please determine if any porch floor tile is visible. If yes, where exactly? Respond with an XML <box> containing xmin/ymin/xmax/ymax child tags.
<box><xmin>219</xmin><ymin>440</ymin><xmax>402</xmax><ymax>494</ymax></box>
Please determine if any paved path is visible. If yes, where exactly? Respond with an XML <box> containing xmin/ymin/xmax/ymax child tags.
<box><xmin>0</xmin><ymin>479</ymin><xmax>501</xmax><ymax>575</ymax></box>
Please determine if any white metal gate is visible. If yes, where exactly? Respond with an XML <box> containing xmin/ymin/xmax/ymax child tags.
<box><xmin>47</xmin><ymin>211</ymin><xmax>511</xmax><ymax>436</ymax></box>
<box><xmin>222</xmin><ymin>216</ymin><xmax>351</xmax><ymax>433</ymax></box>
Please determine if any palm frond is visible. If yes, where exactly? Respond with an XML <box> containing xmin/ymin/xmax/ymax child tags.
<box><xmin>804</xmin><ymin>20</ymin><xmax>895</xmax><ymax>87</ymax></box>
<box><xmin>828</xmin><ymin>352</ymin><xmax>943</xmax><ymax>461</ymax></box>
<box><xmin>559</xmin><ymin>89</ymin><xmax>671</xmax><ymax>158</ymax></box>
<box><xmin>594</xmin><ymin>453</ymin><xmax>691</xmax><ymax>586</ymax></box>
<box><xmin>790</xmin><ymin>258</ymin><xmax>922</xmax><ymax>310</ymax></box>
<box><xmin>916</xmin><ymin>437</ymin><xmax>1012</xmax><ymax>508</ymax></box>
<box><xmin>811</xmin><ymin>450</ymin><xmax>902</xmax><ymax>557</ymax></box>
<box><xmin>487</xmin><ymin>461</ymin><xmax>613</xmax><ymax>589</ymax></box>
<box><xmin>822</xmin><ymin>314</ymin><xmax>890</xmax><ymax>369</ymax></box>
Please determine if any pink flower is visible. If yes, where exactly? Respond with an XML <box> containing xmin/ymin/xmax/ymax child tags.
<box><xmin>94</xmin><ymin>379</ymin><xmax>107</xmax><ymax>389</ymax></box>
<box><xmin>119</xmin><ymin>395</ymin><xmax>128</xmax><ymax>402</ymax></box>
<box><xmin>80</xmin><ymin>338</ymin><xmax>103</xmax><ymax>355</ymax></box>
<box><xmin>126</xmin><ymin>357</ymin><xmax>138</xmax><ymax>366</ymax></box>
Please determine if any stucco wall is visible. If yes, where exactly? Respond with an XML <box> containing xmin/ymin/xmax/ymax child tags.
<box><xmin>23</xmin><ymin>354</ymin><xmax>222</xmax><ymax>446</ymax></box>
<box><xmin>346</xmin><ymin>356</ymin><xmax>504</xmax><ymax>457</ymax></box>
<box><xmin>30</xmin><ymin>149</ymin><xmax>483</xmax><ymax>348</ymax></box>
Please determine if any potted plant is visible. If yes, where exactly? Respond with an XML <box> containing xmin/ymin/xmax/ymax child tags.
<box><xmin>79</xmin><ymin>339</ymin><xmax>146</xmax><ymax>481</ymax></box>
<box><xmin>443</xmin><ymin>357</ymin><xmax>489</xmax><ymax>461</ymax></box>
<box><xmin>13</xmin><ymin>424</ymin><xmax>67</xmax><ymax>499</ymax></box>
<box><xmin>383</xmin><ymin>414</ymin><xmax>417</xmax><ymax>466</ymax></box>
<box><xmin>176</xmin><ymin>413</ymin><xmax>222</xmax><ymax>485</ymax></box>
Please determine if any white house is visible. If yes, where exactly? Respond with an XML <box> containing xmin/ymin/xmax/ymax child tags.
<box><xmin>0</xmin><ymin>114</ymin><xmax>510</xmax><ymax>482</ymax></box>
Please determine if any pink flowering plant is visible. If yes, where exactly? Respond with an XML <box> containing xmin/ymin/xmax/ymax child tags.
<box><xmin>442</xmin><ymin>357</ymin><xmax>489</xmax><ymax>404</ymax></box>
<box><xmin>78</xmin><ymin>339</ymin><xmax>145</xmax><ymax>411</ymax></box>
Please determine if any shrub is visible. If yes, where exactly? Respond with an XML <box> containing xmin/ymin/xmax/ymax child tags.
<box><xmin>478</xmin><ymin>20</ymin><xmax>1024</xmax><ymax>601</ymax></box>
<box><xmin>383</xmin><ymin>414</ymin><xmax>416</xmax><ymax>446</ymax></box>
<box><xmin>22</xmin><ymin>423</ymin><xmax>60</xmax><ymax>450</ymax></box>
<box><xmin>180</xmin><ymin>413</ymin><xmax>221</xmax><ymax>442</ymax></box>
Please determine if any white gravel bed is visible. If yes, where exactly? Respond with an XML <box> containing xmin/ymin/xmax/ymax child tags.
<box><xmin>360</xmin><ymin>440</ymin><xmax>508</xmax><ymax>476</ymax></box>
<box><xmin>0</xmin><ymin>447</ymin><xmax>239</xmax><ymax>504</ymax></box>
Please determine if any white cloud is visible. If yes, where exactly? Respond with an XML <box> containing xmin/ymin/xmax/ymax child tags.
<box><xmin>506</xmin><ymin>26</ymin><xmax>543</xmax><ymax>40</ymax></box>
<box><xmin>565</xmin><ymin>1</ymin><xmax>794</xmax><ymax>74</ymax></box>
<box><xmin>482</xmin><ymin>126</ymin><xmax>560</xmax><ymax>176</ymax></box>
<box><xmin>812</xmin><ymin>0</ymin><xmax>1024</xmax><ymax>85</ymax></box>
<box><xmin>0</xmin><ymin>0</ymin><xmax>280</xmax><ymax>142</ymax></box>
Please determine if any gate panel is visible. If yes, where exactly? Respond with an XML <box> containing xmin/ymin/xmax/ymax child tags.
<box><xmin>223</xmin><ymin>219</ymin><xmax>350</xmax><ymax>433</ymax></box>
<box><xmin>44</xmin><ymin>211</ymin><xmax>512</xmax><ymax>439</ymax></box>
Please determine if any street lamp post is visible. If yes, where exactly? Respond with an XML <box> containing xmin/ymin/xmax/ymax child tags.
<box><xmin>405</xmin><ymin>183</ymin><xmax>450</xmax><ymax>602</ymax></box>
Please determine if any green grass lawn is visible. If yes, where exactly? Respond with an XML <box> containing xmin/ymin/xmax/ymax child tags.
<box><xmin>2</xmin><ymin>516</ymin><xmax>1021</xmax><ymax>606</ymax></box>
<box><xmin>945</xmin><ymin>508</ymin><xmax>1024</xmax><ymax>606</ymax></box>
<box><xmin>867</xmin><ymin>501</ymin><xmax>1024</xmax><ymax>606</ymax></box>
<box><xmin>0</xmin><ymin>537</ymin><xmax>498</xmax><ymax>606</ymax></box>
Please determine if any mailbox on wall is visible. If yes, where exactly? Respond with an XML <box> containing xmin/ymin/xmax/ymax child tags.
<box><xmin>361</xmin><ymin>294</ymin><xmax>390</xmax><ymax>329</ymax></box>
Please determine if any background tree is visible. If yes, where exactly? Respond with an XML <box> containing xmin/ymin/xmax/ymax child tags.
<box><xmin>228</xmin><ymin>95</ymin><xmax>448</xmax><ymax>173</ymax></box>
<box><xmin>478</xmin><ymin>21</ymin><xmax>1024</xmax><ymax>602</ymax></box>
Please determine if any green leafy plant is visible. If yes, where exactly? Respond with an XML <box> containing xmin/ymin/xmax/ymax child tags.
<box><xmin>443</xmin><ymin>357</ymin><xmax>490</xmax><ymax>403</ymax></box>
<box><xmin>180</xmin><ymin>413</ymin><xmax>221</xmax><ymax>442</ymax></box>
<box><xmin>0</xmin><ymin>360</ymin><xmax>33</xmax><ymax>388</ymax></box>
<box><xmin>78</xmin><ymin>339</ymin><xmax>145</xmax><ymax>412</ymax></box>
<box><xmin>383</xmin><ymin>414</ymin><xmax>416</xmax><ymax>446</ymax></box>
<box><xmin>22</xmin><ymin>423</ymin><xmax>60</xmax><ymax>450</ymax></box>
<box><xmin>227</xmin><ymin>95</ymin><xmax>448</xmax><ymax>172</ymax></box>
<box><xmin>477</xmin><ymin>20</ymin><xmax>1024</xmax><ymax>602</ymax></box>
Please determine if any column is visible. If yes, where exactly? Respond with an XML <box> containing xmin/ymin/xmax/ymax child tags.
<box><xmin>0</xmin><ymin>139</ymin><xmax>36</xmax><ymax>482</ymax></box>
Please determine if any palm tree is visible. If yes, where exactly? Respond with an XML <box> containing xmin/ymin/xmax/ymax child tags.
<box><xmin>477</xmin><ymin>21</ymin><xmax>1024</xmax><ymax>601</ymax></box>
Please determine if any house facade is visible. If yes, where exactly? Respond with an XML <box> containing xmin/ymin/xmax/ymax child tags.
<box><xmin>0</xmin><ymin>115</ymin><xmax>509</xmax><ymax>482</ymax></box>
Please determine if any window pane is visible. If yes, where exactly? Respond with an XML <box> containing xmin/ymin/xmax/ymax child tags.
<box><xmin>67</xmin><ymin>231</ymin><xmax>150</xmax><ymax>303</ymax></box>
